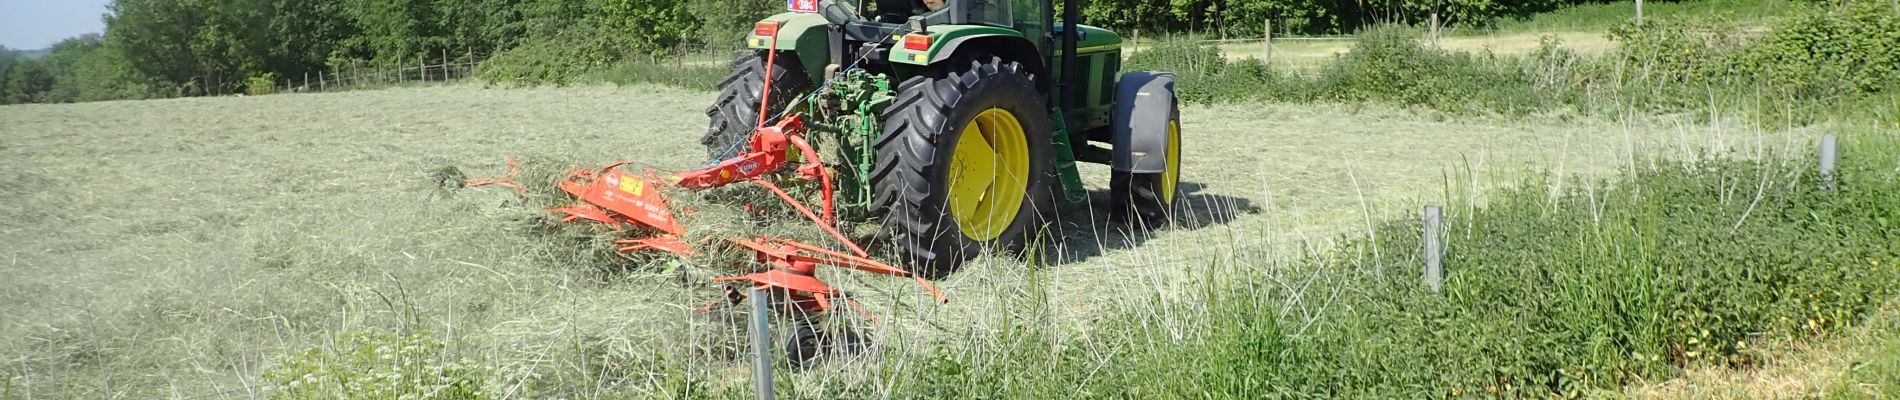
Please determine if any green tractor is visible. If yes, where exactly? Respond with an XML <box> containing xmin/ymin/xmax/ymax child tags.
<box><xmin>702</xmin><ymin>0</ymin><xmax>1183</xmax><ymax>276</ymax></box>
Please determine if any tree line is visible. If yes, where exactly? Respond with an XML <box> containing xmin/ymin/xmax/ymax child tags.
<box><xmin>1</xmin><ymin>0</ymin><xmax>1612</xmax><ymax>105</ymax></box>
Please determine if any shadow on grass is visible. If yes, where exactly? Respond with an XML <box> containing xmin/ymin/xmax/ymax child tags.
<box><xmin>1041</xmin><ymin>181</ymin><xmax>1261</xmax><ymax>264</ymax></box>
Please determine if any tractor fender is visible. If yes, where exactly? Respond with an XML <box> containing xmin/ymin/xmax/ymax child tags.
<box><xmin>1111</xmin><ymin>71</ymin><xmax>1177</xmax><ymax>173</ymax></box>
<box><xmin>923</xmin><ymin>34</ymin><xmax>1048</xmax><ymax>89</ymax></box>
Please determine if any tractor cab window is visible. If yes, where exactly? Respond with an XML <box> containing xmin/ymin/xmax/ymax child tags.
<box><xmin>911</xmin><ymin>0</ymin><xmax>1013</xmax><ymax>28</ymax></box>
<box><xmin>863</xmin><ymin>0</ymin><xmax>1021</xmax><ymax>30</ymax></box>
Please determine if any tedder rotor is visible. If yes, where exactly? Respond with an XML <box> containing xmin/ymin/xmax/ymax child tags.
<box><xmin>474</xmin><ymin>0</ymin><xmax>1184</xmax><ymax>364</ymax></box>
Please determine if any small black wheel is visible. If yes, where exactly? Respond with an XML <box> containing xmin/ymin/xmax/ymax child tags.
<box><xmin>703</xmin><ymin>51</ymin><xmax>812</xmax><ymax>160</ymax></box>
<box><xmin>783</xmin><ymin>322</ymin><xmax>865</xmax><ymax>369</ymax></box>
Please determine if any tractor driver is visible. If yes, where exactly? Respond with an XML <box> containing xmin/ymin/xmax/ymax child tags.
<box><xmin>920</xmin><ymin>0</ymin><xmax>945</xmax><ymax>10</ymax></box>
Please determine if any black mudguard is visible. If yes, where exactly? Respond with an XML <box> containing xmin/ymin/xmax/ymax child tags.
<box><xmin>1110</xmin><ymin>71</ymin><xmax>1177</xmax><ymax>173</ymax></box>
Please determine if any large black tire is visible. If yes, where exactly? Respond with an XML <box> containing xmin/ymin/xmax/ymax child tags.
<box><xmin>1111</xmin><ymin>107</ymin><xmax>1183</xmax><ymax>228</ymax></box>
<box><xmin>702</xmin><ymin>52</ymin><xmax>812</xmax><ymax>160</ymax></box>
<box><xmin>872</xmin><ymin>55</ymin><xmax>1055</xmax><ymax>277</ymax></box>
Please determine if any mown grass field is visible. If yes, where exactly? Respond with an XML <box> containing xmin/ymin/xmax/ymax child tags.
<box><xmin>0</xmin><ymin>82</ymin><xmax>1826</xmax><ymax>398</ymax></box>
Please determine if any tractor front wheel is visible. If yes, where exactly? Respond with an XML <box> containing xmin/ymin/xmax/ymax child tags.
<box><xmin>1111</xmin><ymin>110</ymin><xmax>1183</xmax><ymax>227</ymax></box>
<box><xmin>872</xmin><ymin>55</ymin><xmax>1054</xmax><ymax>277</ymax></box>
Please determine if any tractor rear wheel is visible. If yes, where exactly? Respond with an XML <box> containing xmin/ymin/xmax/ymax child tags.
<box><xmin>702</xmin><ymin>52</ymin><xmax>812</xmax><ymax>160</ymax></box>
<box><xmin>872</xmin><ymin>55</ymin><xmax>1054</xmax><ymax>277</ymax></box>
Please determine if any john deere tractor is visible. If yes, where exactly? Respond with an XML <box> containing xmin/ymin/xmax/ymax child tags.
<box><xmin>703</xmin><ymin>0</ymin><xmax>1182</xmax><ymax>276</ymax></box>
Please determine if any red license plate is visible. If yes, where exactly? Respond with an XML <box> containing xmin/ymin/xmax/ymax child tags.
<box><xmin>788</xmin><ymin>0</ymin><xmax>818</xmax><ymax>12</ymax></box>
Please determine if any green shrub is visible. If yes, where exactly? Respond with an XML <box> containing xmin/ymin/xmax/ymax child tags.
<box><xmin>262</xmin><ymin>329</ymin><xmax>491</xmax><ymax>400</ymax></box>
<box><xmin>245</xmin><ymin>72</ymin><xmax>278</xmax><ymax>96</ymax></box>
<box><xmin>475</xmin><ymin>24</ymin><xmax>627</xmax><ymax>86</ymax></box>
<box><xmin>1124</xmin><ymin>40</ymin><xmax>1294</xmax><ymax>104</ymax></box>
<box><xmin>1725</xmin><ymin>2</ymin><xmax>1900</xmax><ymax>99</ymax></box>
<box><xmin>1314</xmin><ymin>26</ymin><xmax>1560</xmax><ymax>114</ymax></box>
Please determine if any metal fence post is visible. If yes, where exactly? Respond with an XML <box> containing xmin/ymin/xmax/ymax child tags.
<box><xmin>1423</xmin><ymin>205</ymin><xmax>1444</xmax><ymax>294</ymax></box>
<box><xmin>749</xmin><ymin>287</ymin><xmax>775</xmax><ymax>400</ymax></box>
<box><xmin>1820</xmin><ymin>135</ymin><xmax>1839</xmax><ymax>191</ymax></box>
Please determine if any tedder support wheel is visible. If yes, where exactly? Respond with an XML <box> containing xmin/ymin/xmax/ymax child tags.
<box><xmin>702</xmin><ymin>51</ymin><xmax>812</xmax><ymax>160</ymax></box>
<box><xmin>1111</xmin><ymin>111</ymin><xmax>1182</xmax><ymax>227</ymax></box>
<box><xmin>872</xmin><ymin>55</ymin><xmax>1055</xmax><ymax>277</ymax></box>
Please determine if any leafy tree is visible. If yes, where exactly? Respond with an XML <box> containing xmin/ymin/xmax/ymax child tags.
<box><xmin>3</xmin><ymin>58</ymin><xmax>53</xmax><ymax>104</ymax></box>
<box><xmin>342</xmin><ymin>0</ymin><xmax>443</xmax><ymax>63</ymax></box>
<box><xmin>596</xmin><ymin>0</ymin><xmax>696</xmax><ymax>56</ymax></box>
<box><xmin>687</xmin><ymin>0</ymin><xmax>782</xmax><ymax>48</ymax></box>
<box><xmin>261</xmin><ymin>0</ymin><xmax>356</xmax><ymax>78</ymax></box>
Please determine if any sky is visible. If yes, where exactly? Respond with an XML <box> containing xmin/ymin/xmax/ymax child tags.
<box><xmin>0</xmin><ymin>0</ymin><xmax>113</xmax><ymax>50</ymax></box>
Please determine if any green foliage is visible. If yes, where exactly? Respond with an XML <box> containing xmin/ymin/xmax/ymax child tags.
<box><xmin>1126</xmin><ymin>41</ymin><xmax>1285</xmax><ymax>104</ymax></box>
<box><xmin>262</xmin><ymin>329</ymin><xmax>492</xmax><ymax>400</ymax></box>
<box><xmin>597</xmin><ymin>0</ymin><xmax>696</xmax><ymax>57</ymax></box>
<box><xmin>685</xmin><ymin>0</ymin><xmax>783</xmax><ymax>49</ymax></box>
<box><xmin>0</xmin><ymin>0</ymin><xmax>791</xmax><ymax>103</ymax></box>
<box><xmin>1127</xmin><ymin>28</ymin><xmax>1566</xmax><ymax>113</ymax></box>
<box><xmin>246</xmin><ymin>72</ymin><xmax>279</xmax><ymax>96</ymax></box>
<box><xmin>1491</xmin><ymin>0</ymin><xmax>1796</xmax><ymax>33</ymax></box>
<box><xmin>1725</xmin><ymin>2</ymin><xmax>1900</xmax><ymax>99</ymax></box>
<box><xmin>1115</xmin><ymin>5</ymin><xmax>1898</xmax><ymax>123</ymax></box>
<box><xmin>3</xmin><ymin>58</ymin><xmax>55</xmax><ymax>104</ymax></box>
<box><xmin>852</xmin><ymin>145</ymin><xmax>1900</xmax><ymax>398</ymax></box>
<box><xmin>2</xmin><ymin>35</ymin><xmax>164</xmax><ymax>104</ymax></box>
<box><xmin>1314</xmin><ymin>26</ymin><xmax>1548</xmax><ymax>112</ymax></box>
<box><xmin>473</xmin><ymin>25</ymin><xmax>625</xmax><ymax>86</ymax></box>
<box><xmin>1828</xmin><ymin>312</ymin><xmax>1900</xmax><ymax>398</ymax></box>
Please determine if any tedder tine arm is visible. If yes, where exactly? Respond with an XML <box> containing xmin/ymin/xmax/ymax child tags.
<box><xmin>761</xmin><ymin>237</ymin><xmax>949</xmax><ymax>304</ymax></box>
<box><xmin>750</xmin><ymin>178</ymin><xmax>867</xmax><ymax>257</ymax></box>
<box><xmin>786</xmin><ymin>135</ymin><xmax>835</xmax><ymax>224</ymax></box>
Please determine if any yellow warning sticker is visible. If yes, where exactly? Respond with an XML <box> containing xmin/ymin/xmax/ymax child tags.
<box><xmin>619</xmin><ymin>177</ymin><xmax>644</xmax><ymax>196</ymax></box>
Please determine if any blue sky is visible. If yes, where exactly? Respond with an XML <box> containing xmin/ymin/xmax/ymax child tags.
<box><xmin>0</xmin><ymin>0</ymin><xmax>113</xmax><ymax>50</ymax></box>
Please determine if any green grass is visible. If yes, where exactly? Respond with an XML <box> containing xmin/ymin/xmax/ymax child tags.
<box><xmin>1</xmin><ymin>82</ymin><xmax>1771</xmax><ymax>397</ymax></box>
<box><xmin>1823</xmin><ymin>302</ymin><xmax>1900</xmax><ymax>399</ymax></box>
<box><xmin>1489</xmin><ymin>0</ymin><xmax>1798</xmax><ymax>33</ymax></box>
<box><xmin>5</xmin><ymin>3</ymin><xmax>1898</xmax><ymax>397</ymax></box>
<box><xmin>831</xmin><ymin>128</ymin><xmax>1900</xmax><ymax>398</ymax></box>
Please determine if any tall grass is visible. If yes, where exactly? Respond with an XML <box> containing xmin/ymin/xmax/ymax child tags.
<box><xmin>1127</xmin><ymin>2</ymin><xmax>1899</xmax><ymax>125</ymax></box>
<box><xmin>805</xmin><ymin>137</ymin><xmax>1900</xmax><ymax>398</ymax></box>
<box><xmin>1486</xmin><ymin>0</ymin><xmax>1796</xmax><ymax>33</ymax></box>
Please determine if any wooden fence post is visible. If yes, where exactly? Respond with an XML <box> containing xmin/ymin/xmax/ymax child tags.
<box><xmin>319</xmin><ymin>70</ymin><xmax>326</xmax><ymax>91</ymax></box>
<box><xmin>1423</xmin><ymin>205</ymin><xmax>1445</xmax><ymax>294</ymax></box>
<box><xmin>748</xmin><ymin>287</ymin><xmax>775</xmax><ymax>400</ymax></box>
<box><xmin>1263</xmin><ymin>19</ymin><xmax>1273</xmax><ymax>65</ymax></box>
<box><xmin>1820</xmin><ymin>135</ymin><xmax>1839</xmax><ymax>191</ymax></box>
<box><xmin>1636</xmin><ymin>0</ymin><xmax>1645</xmax><ymax>26</ymax></box>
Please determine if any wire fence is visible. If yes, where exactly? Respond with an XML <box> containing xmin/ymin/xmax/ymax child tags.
<box><xmin>276</xmin><ymin>59</ymin><xmax>482</xmax><ymax>95</ymax></box>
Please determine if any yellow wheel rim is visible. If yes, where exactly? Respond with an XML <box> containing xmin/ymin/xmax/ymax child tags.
<box><xmin>1162</xmin><ymin>120</ymin><xmax>1180</xmax><ymax>204</ymax></box>
<box><xmin>946</xmin><ymin>108</ymin><xmax>1030</xmax><ymax>241</ymax></box>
